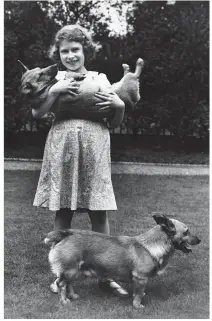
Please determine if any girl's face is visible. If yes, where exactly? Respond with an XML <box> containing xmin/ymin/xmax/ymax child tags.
<box><xmin>59</xmin><ymin>40</ymin><xmax>86</xmax><ymax>72</ymax></box>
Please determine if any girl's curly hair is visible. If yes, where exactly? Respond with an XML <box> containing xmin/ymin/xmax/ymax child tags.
<box><xmin>48</xmin><ymin>25</ymin><xmax>97</xmax><ymax>70</ymax></box>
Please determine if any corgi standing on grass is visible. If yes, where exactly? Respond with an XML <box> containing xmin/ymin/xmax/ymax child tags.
<box><xmin>31</xmin><ymin>24</ymin><xmax>143</xmax><ymax>297</ymax></box>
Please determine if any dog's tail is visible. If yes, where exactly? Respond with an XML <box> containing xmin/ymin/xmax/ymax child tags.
<box><xmin>44</xmin><ymin>230</ymin><xmax>73</xmax><ymax>245</ymax></box>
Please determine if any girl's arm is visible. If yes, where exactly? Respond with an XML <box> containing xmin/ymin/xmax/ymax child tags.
<box><xmin>95</xmin><ymin>73</ymin><xmax>125</xmax><ymax>128</ymax></box>
<box><xmin>108</xmin><ymin>96</ymin><xmax>125</xmax><ymax>128</ymax></box>
<box><xmin>32</xmin><ymin>90</ymin><xmax>59</xmax><ymax>119</ymax></box>
<box><xmin>95</xmin><ymin>92</ymin><xmax>125</xmax><ymax>128</ymax></box>
<box><xmin>95</xmin><ymin>74</ymin><xmax>125</xmax><ymax>128</ymax></box>
<box><xmin>32</xmin><ymin>79</ymin><xmax>80</xmax><ymax>119</ymax></box>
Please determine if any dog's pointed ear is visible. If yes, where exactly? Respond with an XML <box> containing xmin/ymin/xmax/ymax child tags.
<box><xmin>153</xmin><ymin>214</ymin><xmax>176</xmax><ymax>236</ymax></box>
<box><xmin>18</xmin><ymin>60</ymin><xmax>29</xmax><ymax>72</ymax></box>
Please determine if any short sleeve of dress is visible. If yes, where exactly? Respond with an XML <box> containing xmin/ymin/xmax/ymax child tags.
<box><xmin>98</xmin><ymin>73</ymin><xmax>113</xmax><ymax>92</ymax></box>
<box><xmin>56</xmin><ymin>71</ymin><xmax>66</xmax><ymax>81</ymax></box>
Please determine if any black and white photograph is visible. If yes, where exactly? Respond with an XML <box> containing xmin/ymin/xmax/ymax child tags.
<box><xmin>4</xmin><ymin>0</ymin><xmax>209</xmax><ymax>319</ymax></box>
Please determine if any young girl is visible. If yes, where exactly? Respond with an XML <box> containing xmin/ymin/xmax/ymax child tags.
<box><xmin>32</xmin><ymin>25</ymin><xmax>128</xmax><ymax>297</ymax></box>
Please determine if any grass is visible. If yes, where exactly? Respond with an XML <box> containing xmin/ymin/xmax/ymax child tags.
<box><xmin>4</xmin><ymin>132</ymin><xmax>209</xmax><ymax>164</ymax></box>
<box><xmin>4</xmin><ymin>171</ymin><xmax>209</xmax><ymax>318</ymax></box>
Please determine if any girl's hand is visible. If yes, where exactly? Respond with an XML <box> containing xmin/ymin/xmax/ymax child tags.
<box><xmin>49</xmin><ymin>79</ymin><xmax>80</xmax><ymax>96</ymax></box>
<box><xmin>94</xmin><ymin>92</ymin><xmax>125</xmax><ymax>111</ymax></box>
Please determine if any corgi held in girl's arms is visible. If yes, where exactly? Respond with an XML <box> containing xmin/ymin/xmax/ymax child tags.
<box><xmin>19</xmin><ymin>58</ymin><xmax>144</xmax><ymax>121</ymax></box>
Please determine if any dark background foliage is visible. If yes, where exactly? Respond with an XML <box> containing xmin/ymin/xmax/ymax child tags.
<box><xmin>4</xmin><ymin>1</ymin><xmax>209</xmax><ymax>148</ymax></box>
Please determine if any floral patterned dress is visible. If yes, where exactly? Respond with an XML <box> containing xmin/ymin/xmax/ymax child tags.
<box><xmin>33</xmin><ymin>71</ymin><xmax>117</xmax><ymax>212</ymax></box>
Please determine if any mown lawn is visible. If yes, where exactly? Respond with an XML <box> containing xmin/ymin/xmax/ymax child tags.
<box><xmin>4</xmin><ymin>171</ymin><xmax>209</xmax><ymax>319</ymax></box>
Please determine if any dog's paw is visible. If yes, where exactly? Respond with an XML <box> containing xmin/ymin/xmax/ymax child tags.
<box><xmin>133</xmin><ymin>299</ymin><xmax>144</xmax><ymax>309</ymax></box>
<box><xmin>70</xmin><ymin>293</ymin><xmax>80</xmax><ymax>300</ymax></box>
<box><xmin>60</xmin><ymin>297</ymin><xmax>71</xmax><ymax>306</ymax></box>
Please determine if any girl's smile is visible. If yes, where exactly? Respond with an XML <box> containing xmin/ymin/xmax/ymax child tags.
<box><xmin>59</xmin><ymin>40</ymin><xmax>87</xmax><ymax>73</ymax></box>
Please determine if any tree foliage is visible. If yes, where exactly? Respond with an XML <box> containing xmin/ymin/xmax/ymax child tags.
<box><xmin>4</xmin><ymin>0</ymin><xmax>209</xmax><ymax>143</ymax></box>
<box><xmin>123</xmin><ymin>1</ymin><xmax>209</xmax><ymax>139</ymax></box>
<box><xmin>4</xmin><ymin>1</ymin><xmax>57</xmax><ymax>133</ymax></box>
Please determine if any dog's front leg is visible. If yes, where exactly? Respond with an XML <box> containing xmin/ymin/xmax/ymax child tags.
<box><xmin>65</xmin><ymin>268</ymin><xmax>80</xmax><ymax>301</ymax></box>
<box><xmin>59</xmin><ymin>268</ymin><xmax>79</xmax><ymax>305</ymax></box>
<box><xmin>60</xmin><ymin>282</ymin><xmax>71</xmax><ymax>305</ymax></box>
<box><xmin>132</xmin><ymin>273</ymin><xmax>148</xmax><ymax>309</ymax></box>
<box><xmin>60</xmin><ymin>282</ymin><xmax>79</xmax><ymax>305</ymax></box>
<box><xmin>67</xmin><ymin>283</ymin><xmax>80</xmax><ymax>300</ymax></box>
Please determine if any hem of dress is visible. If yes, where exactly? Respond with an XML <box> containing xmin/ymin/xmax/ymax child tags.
<box><xmin>33</xmin><ymin>204</ymin><xmax>117</xmax><ymax>212</ymax></box>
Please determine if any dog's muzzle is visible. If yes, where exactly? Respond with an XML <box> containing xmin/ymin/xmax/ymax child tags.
<box><xmin>173</xmin><ymin>241</ymin><xmax>193</xmax><ymax>253</ymax></box>
<box><xmin>173</xmin><ymin>236</ymin><xmax>201</xmax><ymax>253</ymax></box>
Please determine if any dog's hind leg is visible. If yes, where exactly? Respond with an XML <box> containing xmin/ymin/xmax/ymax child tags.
<box><xmin>132</xmin><ymin>273</ymin><xmax>148</xmax><ymax>309</ymax></box>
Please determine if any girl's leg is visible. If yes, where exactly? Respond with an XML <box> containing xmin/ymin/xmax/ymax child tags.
<box><xmin>88</xmin><ymin>210</ymin><xmax>129</xmax><ymax>298</ymax></box>
<box><xmin>88</xmin><ymin>210</ymin><xmax>110</xmax><ymax>234</ymax></box>
<box><xmin>54</xmin><ymin>208</ymin><xmax>75</xmax><ymax>230</ymax></box>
